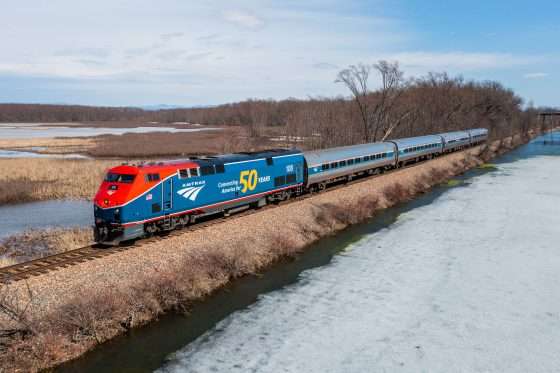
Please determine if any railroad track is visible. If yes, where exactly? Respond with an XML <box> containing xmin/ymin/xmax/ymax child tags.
<box><xmin>0</xmin><ymin>148</ymin><xmax>479</xmax><ymax>284</ymax></box>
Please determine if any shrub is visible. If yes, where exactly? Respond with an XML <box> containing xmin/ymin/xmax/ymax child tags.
<box><xmin>382</xmin><ymin>183</ymin><xmax>410</xmax><ymax>205</ymax></box>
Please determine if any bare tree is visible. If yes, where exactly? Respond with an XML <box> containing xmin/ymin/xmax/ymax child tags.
<box><xmin>336</xmin><ymin>64</ymin><xmax>372</xmax><ymax>141</ymax></box>
<box><xmin>337</xmin><ymin>60</ymin><xmax>407</xmax><ymax>142</ymax></box>
<box><xmin>370</xmin><ymin>61</ymin><xmax>406</xmax><ymax>141</ymax></box>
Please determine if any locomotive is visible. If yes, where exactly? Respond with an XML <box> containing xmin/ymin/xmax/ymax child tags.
<box><xmin>94</xmin><ymin>128</ymin><xmax>488</xmax><ymax>244</ymax></box>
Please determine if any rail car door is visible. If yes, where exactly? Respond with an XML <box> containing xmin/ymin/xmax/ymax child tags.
<box><xmin>295</xmin><ymin>163</ymin><xmax>303</xmax><ymax>182</ymax></box>
<box><xmin>162</xmin><ymin>178</ymin><xmax>173</xmax><ymax>211</ymax></box>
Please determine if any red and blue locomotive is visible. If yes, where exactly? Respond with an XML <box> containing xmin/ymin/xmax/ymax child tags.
<box><xmin>94</xmin><ymin>149</ymin><xmax>305</xmax><ymax>243</ymax></box>
<box><xmin>94</xmin><ymin>128</ymin><xmax>488</xmax><ymax>244</ymax></box>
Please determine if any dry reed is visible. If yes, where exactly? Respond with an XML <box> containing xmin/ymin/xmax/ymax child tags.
<box><xmin>0</xmin><ymin>159</ymin><xmax>114</xmax><ymax>204</ymax></box>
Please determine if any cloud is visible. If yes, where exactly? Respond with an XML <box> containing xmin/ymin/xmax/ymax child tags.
<box><xmin>197</xmin><ymin>33</ymin><xmax>221</xmax><ymax>42</ymax></box>
<box><xmin>77</xmin><ymin>59</ymin><xmax>107</xmax><ymax>66</ymax></box>
<box><xmin>54</xmin><ymin>48</ymin><xmax>111</xmax><ymax>58</ymax></box>
<box><xmin>524</xmin><ymin>72</ymin><xmax>548</xmax><ymax>79</ymax></box>
<box><xmin>125</xmin><ymin>43</ymin><xmax>165</xmax><ymax>58</ymax></box>
<box><xmin>185</xmin><ymin>52</ymin><xmax>213</xmax><ymax>61</ymax></box>
<box><xmin>223</xmin><ymin>10</ymin><xmax>265</xmax><ymax>30</ymax></box>
<box><xmin>312</xmin><ymin>62</ymin><xmax>339</xmax><ymax>70</ymax></box>
<box><xmin>160</xmin><ymin>32</ymin><xmax>185</xmax><ymax>41</ymax></box>
<box><xmin>157</xmin><ymin>49</ymin><xmax>188</xmax><ymax>60</ymax></box>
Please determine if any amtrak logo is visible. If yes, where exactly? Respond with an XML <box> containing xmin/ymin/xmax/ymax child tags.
<box><xmin>177</xmin><ymin>185</ymin><xmax>204</xmax><ymax>201</ymax></box>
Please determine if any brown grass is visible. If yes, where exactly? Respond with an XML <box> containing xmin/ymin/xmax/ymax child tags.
<box><xmin>85</xmin><ymin>127</ymin><xmax>277</xmax><ymax>157</ymax></box>
<box><xmin>0</xmin><ymin>159</ymin><xmax>114</xmax><ymax>205</ymax></box>
<box><xmin>0</xmin><ymin>228</ymin><xmax>92</xmax><ymax>267</ymax></box>
<box><xmin>0</xmin><ymin>125</ymin><xmax>290</xmax><ymax>159</ymax></box>
<box><xmin>0</xmin><ymin>137</ymin><xmax>95</xmax><ymax>155</ymax></box>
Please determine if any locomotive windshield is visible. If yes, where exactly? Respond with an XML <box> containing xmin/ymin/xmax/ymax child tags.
<box><xmin>105</xmin><ymin>173</ymin><xmax>135</xmax><ymax>184</ymax></box>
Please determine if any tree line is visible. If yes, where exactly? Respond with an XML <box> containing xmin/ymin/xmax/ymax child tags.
<box><xmin>0</xmin><ymin>61</ymin><xmax>552</xmax><ymax>149</ymax></box>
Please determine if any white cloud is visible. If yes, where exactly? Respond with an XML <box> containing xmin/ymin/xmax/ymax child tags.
<box><xmin>160</xmin><ymin>32</ymin><xmax>184</xmax><ymax>41</ymax></box>
<box><xmin>222</xmin><ymin>10</ymin><xmax>265</xmax><ymax>30</ymax></box>
<box><xmin>312</xmin><ymin>62</ymin><xmax>339</xmax><ymax>70</ymax></box>
<box><xmin>524</xmin><ymin>72</ymin><xmax>548</xmax><ymax>79</ymax></box>
<box><xmin>0</xmin><ymin>0</ymin><xmax>553</xmax><ymax>106</ymax></box>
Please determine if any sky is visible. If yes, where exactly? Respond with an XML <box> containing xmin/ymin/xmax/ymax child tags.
<box><xmin>0</xmin><ymin>0</ymin><xmax>558</xmax><ymax>107</ymax></box>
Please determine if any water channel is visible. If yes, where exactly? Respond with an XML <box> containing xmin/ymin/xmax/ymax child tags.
<box><xmin>0</xmin><ymin>200</ymin><xmax>91</xmax><ymax>239</ymax></box>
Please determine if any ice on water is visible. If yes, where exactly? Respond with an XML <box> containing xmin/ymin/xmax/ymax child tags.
<box><xmin>159</xmin><ymin>154</ymin><xmax>560</xmax><ymax>373</ymax></box>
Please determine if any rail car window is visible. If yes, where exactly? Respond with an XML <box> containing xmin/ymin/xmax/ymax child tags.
<box><xmin>347</xmin><ymin>159</ymin><xmax>354</xmax><ymax>165</ymax></box>
<box><xmin>274</xmin><ymin>175</ymin><xmax>286</xmax><ymax>187</ymax></box>
<box><xmin>340</xmin><ymin>160</ymin><xmax>346</xmax><ymax>167</ymax></box>
<box><xmin>178</xmin><ymin>169</ymin><xmax>189</xmax><ymax>179</ymax></box>
<box><xmin>363</xmin><ymin>156</ymin><xmax>369</xmax><ymax>161</ymax></box>
<box><xmin>331</xmin><ymin>162</ymin><xmax>338</xmax><ymax>168</ymax></box>
<box><xmin>321</xmin><ymin>164</ymin><xmax>330</xmax><ymax>171</ymax></box>
<box><xmin>105</xmin><ymin>173</ymin><xmax>135</xmax><ymax>184</ymax></box>
<box><xmin>190</xmin><ymin>168</ymin><xmax>199</xmax><ymax>177</ymax></box>
<box><xmin>266</xmin><ymin>157</ymin><xmax>273</xmax><ymax>166</ymax></box>
<box><xmin>215</xmin><ymin>164</ymin><xmax>225</xmax><ymax>173</ymax></box>
<box><xmin>145</xmin><ymin>173</ymin><xmax>160</xmax><ymax>182</ymax></box>
<box><xmin>355</xmin><ymin>157</ymin><xmax>361</xmax><ymax>163</ymax></box>
<box><xmin>200</xmin><ymin>166</ymin><xmax>215</xmax><ymax>176</ymax></box>
<box><xmin>286</xmin><ymin>173</ymin><xmax>296</xmax><ymax>183</ymax></box>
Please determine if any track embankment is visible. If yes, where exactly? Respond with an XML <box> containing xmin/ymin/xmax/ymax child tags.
<box><xmin>0</xmin><ymin>132</ymin><xmax>537</xmax><ymax>371</ymax></box>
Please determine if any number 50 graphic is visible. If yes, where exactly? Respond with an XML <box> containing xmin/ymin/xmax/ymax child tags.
<box><xmin>240</xmin><ymin>169</ymin><xmax>258</xmax><ymax>193</ymax></box>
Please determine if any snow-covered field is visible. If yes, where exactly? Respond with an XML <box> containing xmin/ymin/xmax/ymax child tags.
<box><xmin>159</xmin><ymin>154</ymin><xmax>560</xmax><ymax>373</ymax></box>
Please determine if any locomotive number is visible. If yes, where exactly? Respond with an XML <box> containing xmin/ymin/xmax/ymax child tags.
<box><xmin>240</xmin><ymin>169</ymin><xmax>258</xmax><ymax>193</ymax></box>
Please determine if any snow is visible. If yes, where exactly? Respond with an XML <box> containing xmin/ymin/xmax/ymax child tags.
<box><xmin>158</xmin><ymin>154</ymin><xmax>560</xmax><ymax>373</ymax></box>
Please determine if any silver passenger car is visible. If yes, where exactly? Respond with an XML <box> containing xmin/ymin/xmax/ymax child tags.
<box><xmin>440</xmin><ymin>131</ymin><xmax>471</xmax><ymax>152</ymax></box>
<box><xmin>468</xmin><ymin>128</ymin><xmax>489</xmax><ymax>145</ymax></box>
<box><xmin>389</xmin><ymin>135</ymin><xmax>443</xmax><ymax>165</ymax></box>
<box><xmin>303</xmin><ymin>142</ymin><xmax>396</xmax><ymax>187</ymax></box>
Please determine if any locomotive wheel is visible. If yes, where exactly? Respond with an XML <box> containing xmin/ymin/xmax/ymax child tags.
<box><xmin>178</xmin><ymin>215</ymin><xmax>190</xmax><ymax>227</ymax></box>
<box><xmin>145</xmin><ymin>223</ymin><xmax>158</xmax><ymax>237</ymax></box>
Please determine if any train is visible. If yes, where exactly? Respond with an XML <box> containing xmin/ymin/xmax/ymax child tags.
<box><xmin>94</xmin><ymin>128</ymin><xmax>488</xmax><ymax>244</ymax></box>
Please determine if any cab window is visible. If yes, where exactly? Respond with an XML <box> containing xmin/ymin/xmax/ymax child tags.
<box><xmin>145</xmin><ymin>173</ymin><xmax>160</xmax><ymax>182</ymax></box>
<box><xmin>105</xmin><ymin>173</ymin><xmax>135</xmax><ymax>184</ymax></box>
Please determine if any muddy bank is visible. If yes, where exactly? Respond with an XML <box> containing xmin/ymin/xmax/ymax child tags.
<box><xmin>0</xmin><ymin>131</ymin><xmax>538</xmax><ymax>371</ymax></box>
